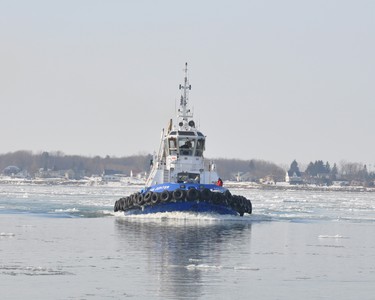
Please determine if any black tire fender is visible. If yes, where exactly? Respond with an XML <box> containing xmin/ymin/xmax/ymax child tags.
<box><xmin>151</xmin><ymin>192</ymin><xmax>160</xmax><ymax>204</ymax></box>
<box><xmin>200</xmin><ymin>188</ymin><xmax>211</xmax><ymax>201</ymax></box>
<box><xmin>160</xmin><ymin>190</ymin><xmax>171</xmax><ymax>202</ymax></box>
<box><xmin>186</xmin><ymin>188</ymin><xmax>200</xmax><ymax>201</ymax></box>
<box><xmin>144</xmin><ymin>191</ymin><xmax>153</xmax><ymax>203</ymax></box>
<box><xmin>212</xmin><ymin>192</ymin><xmax>221</xmax><ymax>204</ymax></box>
<box><xmin>136</xmin><ymin>193</ymin><xmax>145</xmax><ymax>205</ymax></box>
<box><xmin>173</xmin><ymin>189</ymin><xmax>185</xmax><ymax>201</ymax></box>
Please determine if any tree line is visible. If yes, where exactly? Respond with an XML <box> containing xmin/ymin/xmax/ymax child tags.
<box><xmin>0</xmin><ymin>150</ymin><xmax>152</xmax><ymax>177</ymax></box>
<box><xmin>213</xmin><ymin>158</ymin><xmax>285</xmax><ymax>182</ymax></box>
<box><xmin>290</xmin><ymin>159</ymin><xmax>375</xmax><ymax>186</ymax></box>
<box><xmin>1</xmin><ymin>150</ymin><xmax>284</xmax><ymax>181</ymax></box>
<box><xmin>1</xmin><ymin>151</ymin><xmax>374</xmax><ymax>186</ymax></box>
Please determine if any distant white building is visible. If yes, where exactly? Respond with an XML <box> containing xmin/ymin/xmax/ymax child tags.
<box><xmin>285</xmin><ymin>160</ymin><xmax>303</xmax><ymax>184</ymax></box>
<box><xmin>285</xmin><ymin>171</ymin><xmax>303</xmax><ymax>184</ymax></box>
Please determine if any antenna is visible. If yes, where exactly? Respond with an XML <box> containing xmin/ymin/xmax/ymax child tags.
<box><xmin>178</xmin><ymin>62</ymin><xmax>193</xmax><ymax>123</ymax></box>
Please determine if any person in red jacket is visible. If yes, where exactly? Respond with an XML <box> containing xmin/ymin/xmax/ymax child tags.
<box><xmin>217</xmin><ymin>178</ymin><xmax>223</xmax><ymax>186</ymax></box>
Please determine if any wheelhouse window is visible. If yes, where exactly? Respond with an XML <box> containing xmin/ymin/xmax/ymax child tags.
<box><xmin>178</xmin><ymin>131</ymin><xmax>196</xmax><ymax>136</ymax></box>
<box><xmin>195</xmin><ymin>139</ymin><xmax>205</xmax><ymax>157</ymax></box>
<box><xmin>178</xmin><ymin>138</ymin><xmax>195</xmax><ymax>156</ymax></box>
<box><xmin>167</xmin><ymin>131</ymin><xmax>205</xmax><ymax>156</ymax></box>
<box><xmin>168</xmin><ymin>138</ymin><xmax>177</xmax><ymax>155</ymax></box>
<box><xmin>177</xmin><ymin>172</ymin><xmax>200</xmax><ymax>183</ymax></box>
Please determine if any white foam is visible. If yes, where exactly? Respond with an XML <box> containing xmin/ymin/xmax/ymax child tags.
<box><xmin>121</xmin><ymin>211</ymin><xmax>252</xmax><ymax>224</ymax></box>
<box><xmin>101</xmin><ymin>210</ymin><xmax>117</xmax><ymax>216</ymax></box>
<box><xmin>124</xmin><ymin>211</ymin><xmax>222</xmax><ymax>220</ymax></box>
<box><xmin>54</xmin><ymin>208</ymin><xmax>80</xmax><ymax>213</ymax></box>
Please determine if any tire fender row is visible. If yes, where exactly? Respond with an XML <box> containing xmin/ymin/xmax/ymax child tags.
<box><xmin>114</xmin><ymin>188</ymin><xmax>252</xmax><ymax>216</ymax></box>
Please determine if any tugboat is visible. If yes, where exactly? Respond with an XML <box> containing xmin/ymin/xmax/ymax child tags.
<box><xmin>114</xmin><ymin>63</ymin><xmax>252</xmax><ymax>216</ymax></box>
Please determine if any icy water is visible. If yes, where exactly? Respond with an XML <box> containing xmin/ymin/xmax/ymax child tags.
<box><xmin>1</xmin><ymin>184</ymin><xmax>375</xmax><ymax>300</ymax></box>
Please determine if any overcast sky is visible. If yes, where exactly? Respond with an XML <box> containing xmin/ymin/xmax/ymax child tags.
<box><xmin>1</xmin><ymin>0</ymin><xmax>374</xmax><ymax>166</ymax></box>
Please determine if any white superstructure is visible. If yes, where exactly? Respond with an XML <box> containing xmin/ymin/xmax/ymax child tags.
<box><xmin>145</xmin><ymin>63</ymin><xmax>219</xmax><ymax>187</ymax></box>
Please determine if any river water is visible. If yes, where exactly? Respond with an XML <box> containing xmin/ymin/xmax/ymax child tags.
<box><xmin>1</xmin><ymin>184</ymin><xmax>374</xmax><ymax>299</ymax></box>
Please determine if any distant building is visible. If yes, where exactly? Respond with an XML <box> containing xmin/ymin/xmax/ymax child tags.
<box><xmin>285</xmin><ymin>171</ymin><xmax>303</xmax><ymax>184</ymax></box>
<box><xmin>332</xmin><ymin>180</ymin><xmax>350</xmax><ymax>187</ymax></box>
<box><xmin>260</xmin><ymin>175</ymin><xmax>276</xmax><ymax>185</ymax></box>
<box><xmin>34</xmin><ymin>168</ymin><xmax>84</xmax><ymax>180</ymax></box>
<box><xmin>102</xmin><ymin>169</ymin><xmax>124</xmax><ymax>182</ymax></box>
<box><xmin>285</xmin><ymin>160</ymin><xmax>303</xmax><ymax>184</ymax></box>
<box><xmin>231</xmin><ymin>172</ymin><xmax>257</xmax><ymax>182</ymax></box>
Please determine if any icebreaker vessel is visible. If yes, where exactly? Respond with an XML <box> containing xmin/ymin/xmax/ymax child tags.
<box><xmin>114</xmin><ymin>63</ymin><xmax>252</xmax><ymax>216</ymax></box>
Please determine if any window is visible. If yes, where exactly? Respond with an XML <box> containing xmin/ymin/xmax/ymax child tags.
<box><xmin>177</xmin><ymin>172</ymin><xmax>200</xmax><ymax>183</ymax></box>
<box><xmin>179</xmin><ymin>138</ymin><xmax>195</xmax><ymax>156</ymax></box>
<box><xmin>195</xmin><ymin>139</ymin><xmax>205</xmax><ymax>156</ymax></box>
<box><xmin>178</xmin><ymin>131</ymin><xmax>196</xmax><ymax>136</ymax></box>
<box><xmin>168</xmin><ymin>138</ymin><xmax>177</xmax><ymax>155</ymax></box>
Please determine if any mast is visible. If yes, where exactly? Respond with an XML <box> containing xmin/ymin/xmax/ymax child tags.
<box><xmin>178</xmin><ymin>62</ymin><xmax>193</xmax><ymax>125</ymax></box>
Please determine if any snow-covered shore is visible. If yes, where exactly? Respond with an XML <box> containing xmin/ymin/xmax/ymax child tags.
<box><xmin>1</xmin><ymin>177</ymin><xmax>374</xmax><ymax>192</ymax></box>
<box><xmin>224</xmin><ymin>181</ymin><xmax>375</xmax><ymax>192</ymax></box>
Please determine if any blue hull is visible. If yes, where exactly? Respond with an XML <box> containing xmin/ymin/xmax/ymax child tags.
<box><xmin>115</xmin><ymin>182</ymin><xmax>252</xmax><ymax>217</ymax></box>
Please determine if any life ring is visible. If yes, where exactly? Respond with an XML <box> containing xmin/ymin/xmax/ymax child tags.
<box><xmin>173</xmin><ymin>189</ymin><xmax>185</xmax><ymax>201</ymax></box>
<box><xmin>186</xmin><ymin>188</ymin><xmax>199</xmax><ymax>201</ymax></box>
<box><xmin>200</xmin><ymin>188</ymin><xmax>211</xmax><ymax>201</ymax></box>
<box><xmin>151</xmin><ymin>192</ymin><xmax>160</xmax><ymax>204</ymax></box>
<box><xmin>144</xmin><ymin>191</ymin><xmax>153</xmax><ymax>203</ymax></box>
<box><xmin>160</xmin><ymin>190</ymin><xmax>171</xmax><ymax>202</ymax></box>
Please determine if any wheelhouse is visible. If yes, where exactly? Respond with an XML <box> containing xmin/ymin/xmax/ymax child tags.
<box><xmin>166</xmin><ymin>130</ymin><xmax>205</xmax><ymax>157</ymax></box>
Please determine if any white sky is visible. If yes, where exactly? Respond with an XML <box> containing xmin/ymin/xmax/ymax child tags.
<box><xmin>1</xmin><ymin>0</ymin><xmax>374</xmax><ymax>166</ymax></box>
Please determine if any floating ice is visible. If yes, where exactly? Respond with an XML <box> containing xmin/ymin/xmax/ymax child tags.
<box><xmin>186</xmin><ymin>264</ymin><xmax>222</xmax><ymax>270</ymax></box>
<box><xmin>318</xmin><ymin>234</ymin><xmax>349</xmax><ymax>239</ymax></box>
<box><xmin>0</xmin><ymin>232</ymin><xmax>15</xmax><ymax>237</ymax></box>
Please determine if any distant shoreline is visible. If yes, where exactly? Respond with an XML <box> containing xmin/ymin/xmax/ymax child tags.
<box><xmin>1</xmin><ymin>178</ymin><xmax>374</xmax><ymax>192</ymax></box>
<box><xmin>223</xmin><ymin>181</ymin><xmax>375</xmax><ymax>192</ymax></box>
